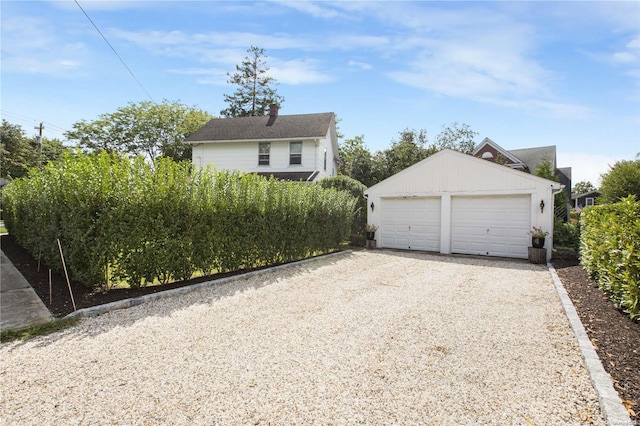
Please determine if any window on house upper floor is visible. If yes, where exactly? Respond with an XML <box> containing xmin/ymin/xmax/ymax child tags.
<box><xmin>585</xmin><ymin>197</ymin><xmax>595</xmax><ymax>206</ymax></box>
<box><xmin>290</xmin><ymin>141</ymin><xmax>302</xmax><ymax>165</ymax></box>
<box><xmin>258</xmin><ymin>142</ymin><xmax>270</xmax><ymax>166</ymax></box>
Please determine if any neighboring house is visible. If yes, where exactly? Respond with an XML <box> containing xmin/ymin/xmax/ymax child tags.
<box><xmin>473</xmin><ymin>138</ymin><xmax>572</xmax><ymax>219</ymax></box>
<box><xmin>365</xmin><ymin>149</ymin><xmax>563</xmax><ymax>261</ymax></box>
<box><xmin>185</xmin><ymin>105</ymin><xmax>339</xmax><ymax>182</ymax></box>
<box><xmin>572</xmin><ymin>190</ymin><xmax>601</xmax><ymax>210</ymax></box>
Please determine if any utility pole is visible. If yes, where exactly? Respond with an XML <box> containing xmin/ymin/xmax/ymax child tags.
<box><xmin>34</xmin><ymin>122</ymin><xmax>44</xmax><ymax>169</ymax></box>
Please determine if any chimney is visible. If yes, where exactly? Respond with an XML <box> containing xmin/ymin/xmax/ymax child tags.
<box><xmin>269</xmin><ymin>103</ymin><xmax>279</xmax><ymax>117</ymax></box>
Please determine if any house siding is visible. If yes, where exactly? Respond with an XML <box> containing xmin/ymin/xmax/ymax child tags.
<box><xmin>192</xmin><ymin>137</ymin><xmax>336</xmax><ymax>179</ymax></box>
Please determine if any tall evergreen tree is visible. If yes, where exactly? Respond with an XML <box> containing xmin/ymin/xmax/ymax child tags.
<box><xmin>220</xmin><ymin>46</ymin><xmax>284</xmax><ymax>117</ymax></box>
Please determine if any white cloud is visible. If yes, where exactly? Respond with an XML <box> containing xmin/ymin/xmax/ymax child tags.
<box><xmin>348</xmin><ymin>60</ymin><xmax>372</xmax><ymax>70</ymax></box>
<box><xmin>270</xmin><ymin>59</ymin><xmax>333</xmax><ymax>84</ymax></box>
<box><xmin>0</xmin><ymin>16</ymin><xmax>86</xmax><ymax>75</ymax></box>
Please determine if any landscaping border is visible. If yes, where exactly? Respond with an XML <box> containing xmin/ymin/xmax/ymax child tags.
<box><xmin>548</xmin><ymin>263</ymin><xmax>634</xmax><ymax>426</ymax></box>
<box><xmin>65</xmin><ymin>250</ymin><xmax>351</xmax><ymax>319</ymax></box>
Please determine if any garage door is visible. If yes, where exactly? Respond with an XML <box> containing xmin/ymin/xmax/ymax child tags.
<box><xmin>451</xmin><ymin>195</ymin><xmax>530</xmax><ymax>258</ymax></box>
<box><xmin>381</xmin><ymin>197</ymin><xmax>441</xmax><ymax>251</ymax></box>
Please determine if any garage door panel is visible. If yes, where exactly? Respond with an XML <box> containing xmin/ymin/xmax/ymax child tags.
<box><xmin>381</xmin><ymin>198</ymin><xmax>441</xmax><ymax>251</ymax></box>
<box><xmin>452</xmin><ymin>196</ymin><xmax>530</xmax><ymax>259</ymax></box>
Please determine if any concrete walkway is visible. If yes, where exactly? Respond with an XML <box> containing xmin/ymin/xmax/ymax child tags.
<box><xmin>1</xmin><ymin>250</ymin><xmax>52</xmax><ymax>332</ymax></box>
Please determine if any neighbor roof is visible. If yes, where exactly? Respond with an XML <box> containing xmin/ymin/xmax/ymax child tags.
<box><xmin>185</xmin><ymin>112</ymin><xmax>335</xmax><ymax>143</ymax></box>
<box><xmin>508</xmin><ymin>145</ymin><xmax>556</xmax><ymax>173</ymax></box>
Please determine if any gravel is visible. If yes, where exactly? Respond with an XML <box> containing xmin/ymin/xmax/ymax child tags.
<box><xmin>1</xmin><ymin>250</ymin><xmax>603</xmax><ymax>425</ymax></box>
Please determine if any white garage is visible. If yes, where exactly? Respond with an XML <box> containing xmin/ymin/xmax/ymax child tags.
<box><xmin>365</xmin><ymin>149</ymin><xmax>563</xmax><ymax>261</ymax></box>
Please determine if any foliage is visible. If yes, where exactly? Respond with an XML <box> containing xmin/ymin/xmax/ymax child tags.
<box><xmin>2</xmin><ymin>153</ymin><xmax>355</xmax><ymax>291</ymax></box>
<box><xmin>433</xmin><ymin>122</ymin><xmax>477</xmax><ymax>154</ymax></box>
<box><xmin>598</xmin><ymin>159</ymin><xmax>640</xmax><ymax>204</ymax></box>
<box><xmin>318</xmin><ymin>175</ymin><xmax>367</xmax><ymax>246</ymax></box>
<box><xmin>0</xmin><ymin>120</ymin><xmax>70</xmax><ymax>179</ymax></box>
<box><xmin>372</xmin><ymin>128</ymin><xmax>436</xmax><ymax>183</ymax></box>
<box><xmin>64</xmin><ymin>100</ymin><xmax>213</xmax><ymax>163</ymax></box>
<box><xmin>338</xmin><ymin>135</ymin><xmax>375</xmax><ymax>187</ymax></box>
<box><xmin>573</xmin><ymin>180</ymin><xmax>597</xmax><ymax>195</ymax></box>
<box><xmin>580</xmin><ymin>196</ymin><xmax>640</xmax><ymax>321</ymax></box>
<box><xmin>553</xmin><ymin>218</ymin><xmax>580</xmax><ymax>251</ymax></box>
<box><xmin>220</xmin><ymin>46</ymin><xmax>284</xmax><ymax>117</ymax></box>
<box><xmin>339</xmin><ymin>123</ymin><xmax>478</xmax><ymax>187</ymax></box>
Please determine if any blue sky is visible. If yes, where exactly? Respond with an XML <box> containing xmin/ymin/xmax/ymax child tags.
<box><xmin>2</xmin><ymin>0</ymin><xmax>639</xmax><ymax>186</ymax></box>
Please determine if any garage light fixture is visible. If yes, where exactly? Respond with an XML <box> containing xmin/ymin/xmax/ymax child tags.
<box><xmin>539</xmin><ymin>199</ymin><xmax>545</xmax><ymax>213</ymax></box>
<box><xmin>370</xmin><ymin>202</ymin><xmax>375</xmax><ymax>212</ymax></box>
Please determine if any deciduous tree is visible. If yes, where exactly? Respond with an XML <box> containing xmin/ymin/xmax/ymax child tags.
<box><xmin>598</xmin><ymin>159</ymin><xmax>640</xmax><ymax>204</ymax></box>
<box><xmin>572</xmin><ymin>180</ymin><xmax>597</xmax><ymax>194</ymax></box>
<box><xmin>65</xmin><ymin>100</ymin><xmax>213</xmax><ymax>163</ymax></box>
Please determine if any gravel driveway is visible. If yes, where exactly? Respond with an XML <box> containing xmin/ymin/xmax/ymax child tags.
<box><xmin>1</xmin><ymin>250</ymin><xmax>603</xmax><ymax>425</ymax></box>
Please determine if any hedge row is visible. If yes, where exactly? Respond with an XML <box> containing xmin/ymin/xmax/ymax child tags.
<box><xmin>2</xmin><ymin>153</ymin><xmax>355</xmax><ymax>290</ymax></box>
<box><xmin>580</xmin><ymin>196</ymin><xmax>640</xmax><ymax>321</ymax></box>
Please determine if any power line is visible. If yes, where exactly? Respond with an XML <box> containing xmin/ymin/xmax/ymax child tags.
<box><xmin>74</xmin><ymin>0</ymin><xmax>156</xmax><ymax>103</ymax></box>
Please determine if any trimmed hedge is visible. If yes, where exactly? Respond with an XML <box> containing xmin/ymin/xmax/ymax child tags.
<box><xmin>580</xmin><ymin>196</ymin><xmax>640</xmax><ymax>321</ymax></box>
<box><xmin>2</xmin><ymin>152</ymin><xmax>355</xmax><ymax>290</ymax></box>
<box><xmin>318</xmin><ymin>175</ymin><xmax>367</xmax><ymax>246</ymax></box>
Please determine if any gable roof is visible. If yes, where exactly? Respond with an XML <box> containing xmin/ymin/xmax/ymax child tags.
<box><xmin>185</xmin><ymin>112</ymin><xmax>335</xmax><ymax>143</ymax></box>
<box><xmin>365</xmin><ymin>148</ymin><xmax>563</xmax><ymax>194</ymax></box>
<box><xmin>571</xmin><ymin>190</ymin><xmax>601</xmax><ymax>200</ymax></box>
<box><xmin>508</xmin><ymin>145</ymin><xmax>556</xmax><ymax>173</ymax></box>
<box><xmin>473</xmin><ymin>137</ymin><xmax>524</xmax><ymax>166</ymax></box>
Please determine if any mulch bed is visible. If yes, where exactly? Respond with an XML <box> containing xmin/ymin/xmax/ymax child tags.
<box><xmin>552</xmin><ymin>257</ymin><xmax>639</xmax><ymax>421</ymax></box>
<box><xmin>0</xmin><ymin>234</ymin><xmax>279</xmax><ymax>318</ymax></box>
<box><xmin>2</xmin><ymin>234</ymin><xmax>638</xmax><ymax>420</ymax></box>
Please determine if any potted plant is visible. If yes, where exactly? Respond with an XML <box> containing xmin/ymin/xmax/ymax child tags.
<box><xmin>528</xmin><ymin>226</ymin><xmax>549</xmax><ymax>248</ymax></box>
<box><xmin>365</xmin><ymin>224</ymin><xmax>379</xmax><ymax>241</ymax></box>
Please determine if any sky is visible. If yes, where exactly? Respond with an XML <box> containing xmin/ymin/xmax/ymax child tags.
<box><xmin>1</xmin><ymin>0</ymin><xmax>639</xmax><ymax>187</ymax></box>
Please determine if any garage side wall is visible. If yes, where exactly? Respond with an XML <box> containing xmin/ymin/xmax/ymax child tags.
<box><xmin>365</xmin><ymin>150</ymin><xmax>559</xmax><ymax>260</ymax></box>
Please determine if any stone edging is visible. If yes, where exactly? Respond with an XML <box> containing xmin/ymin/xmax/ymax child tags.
<box><xmin>65</xmin><ymin>250</ymin><xmax>351</xmax><ymax>320</ymax></box>
<box><xmin>547</xmin><ymin>263</ymin><xmax>634</xmax><ymax>426</ymax></box>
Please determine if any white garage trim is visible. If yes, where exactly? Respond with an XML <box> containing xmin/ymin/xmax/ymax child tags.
<box><xmin>451</xmin><ymin>195</ymin><xmax>531</xmax><ymax>259</ymax></box>
<box><xmin>380</xmin><ymin>197</ymin><xmax>441</xmax><ymax>251</ymax></box>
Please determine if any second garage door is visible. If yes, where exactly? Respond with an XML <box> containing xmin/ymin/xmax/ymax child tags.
<box><xmin>380</xmin><ymin>197</ymin><xmax>441</xmax><ymax>251</ymax></box>
<box><xmin>451</xmin><ymin>195</ymin><xmax>530</xmax><ymax>258</ymax></box>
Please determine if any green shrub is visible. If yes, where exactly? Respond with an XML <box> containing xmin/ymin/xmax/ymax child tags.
<box><xmin>580</xmin><ymin>196</ymin><xmax>639</xmax><ymax>321</ymax></box>
<box><xmin>2</xmin><ymin>152</ymin><xmax>356</xmax><ymax>290</ymax></box>
<box><xmin>553</xmin><ymin>217</ymin><xmax>580</xmax><ymax>251</ymax></box>
<box><xmin>318</xmin><ymin>175</ymin><xmax>367</xmax><ymax>246</ymax></box>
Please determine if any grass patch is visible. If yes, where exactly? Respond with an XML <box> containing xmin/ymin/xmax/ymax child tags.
<box><xmin>1</xmin><ymin>317</ymin><xmax>80</xmax><ymax>343</ymax></box>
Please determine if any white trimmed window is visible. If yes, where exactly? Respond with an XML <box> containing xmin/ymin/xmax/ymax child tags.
<box><xmin>258</xmin><ymin>142</ymin><xmax>270</xmax><ymax>166</ymax></box>
<box><xmin>290</xmin><ymin>141</ymin><xmax>302</xmax><ymax>165</ymax></box>
<box><xmin>585</xmin><ymin>197</ymin><xmax>595</xmax><ymax>206</ymax></box>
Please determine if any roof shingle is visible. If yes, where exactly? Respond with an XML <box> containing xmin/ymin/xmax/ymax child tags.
<box><xmin>185</xmin><ymin>112</ymin><xmax>335</xmax><ymax>142</ymax></box>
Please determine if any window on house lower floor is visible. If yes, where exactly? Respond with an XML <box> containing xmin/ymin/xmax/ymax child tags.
<box><xmin>586</xmin><ymin>197</ymin><xmax>594</xmax><ymax>206</ymax></box>
<box><xmin>290</xmin><ymin>141</ymin><xmax>302</xmax><ymax>165</ymax></box>
<box><xmin>259</xmin><ymin>142</ymin><xmax>270</xmax><ymax>166</ymax></box>
<box><xmin>324</xmin><ymin>149</ymin><xmax>327</xmax><ymax>171</ymax></box>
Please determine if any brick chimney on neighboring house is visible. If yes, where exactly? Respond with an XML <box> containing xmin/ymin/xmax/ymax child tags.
<box><xmin>267</xmin><ymin>103</ymin><xmax>279</xmax><ymax>126</ymax></box>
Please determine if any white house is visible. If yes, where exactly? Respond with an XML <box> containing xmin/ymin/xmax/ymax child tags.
<box><xmin>365</xmin><ymin>149</ymin><xmax>564</xmax><ymax>261</ymax></box>
<box><xmin>186</xmin><ymin>105</ymin><xmax>339</xmax><ymax>182</ymax></box>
